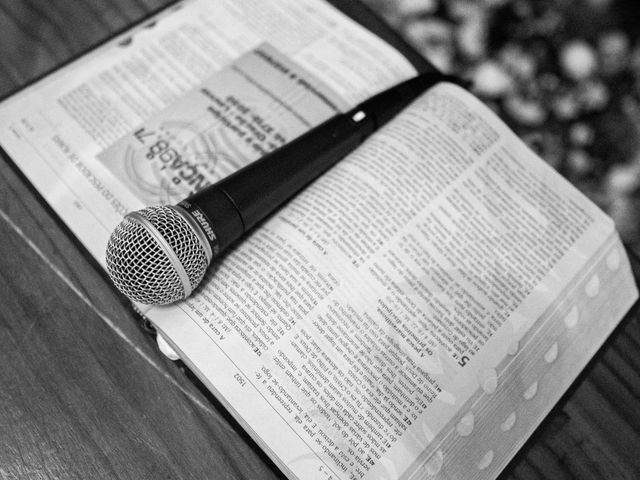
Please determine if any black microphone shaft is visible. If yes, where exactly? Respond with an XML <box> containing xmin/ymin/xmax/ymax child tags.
<box><xmin>178</xmin><ymin>71</ymin><xmax>450</xmax><ymax>255</ymax></box>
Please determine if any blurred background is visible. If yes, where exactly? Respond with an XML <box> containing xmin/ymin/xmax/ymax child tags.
<box><xmin>362</xmin><ymin>0</ymin><xmax>640</xmax><ymax>254</ymax></box>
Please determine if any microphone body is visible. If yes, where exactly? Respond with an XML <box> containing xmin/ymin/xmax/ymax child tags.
<box><xmin>177</xmin><ymin>108</ymin><xmax>372</xmax><ymax>258</ymax></box>
<box><xmin>106</xmin><ymin>72</ymin><xmax>451</xmax><ymax>305</ymax></box>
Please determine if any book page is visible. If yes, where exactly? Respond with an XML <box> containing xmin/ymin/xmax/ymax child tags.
<box><xmin>0</xmin><ymin>0</ymin><xmax>416</xmax><ymax>264</ymax></box>
<box><xmin>96</xmin><ymin>43</ymin><xmax>349</xmax><ymax>206</ymax></box>
<box><xmin>149</xmin><ymin>83</ymin><xmax>638</xmax><ymax>480</ymax></box>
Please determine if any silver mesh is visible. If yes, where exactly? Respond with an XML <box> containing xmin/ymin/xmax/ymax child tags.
<box><xmin>106</xmin><ymin>206</ymin><xmax>209</xmax><ymax>305</ymax></box>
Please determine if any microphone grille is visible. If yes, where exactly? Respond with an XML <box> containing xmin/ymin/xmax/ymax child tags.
<box><xmin>106</xmin><ymin>206</ymin><xmax>210</xmax><ymax>305</ymax></box>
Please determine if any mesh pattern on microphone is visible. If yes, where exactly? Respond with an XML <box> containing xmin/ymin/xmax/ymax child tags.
<box><xmin>106</xmin><ymin>206</ymin><xmax>209</xmax><ymax>305</ymax></box>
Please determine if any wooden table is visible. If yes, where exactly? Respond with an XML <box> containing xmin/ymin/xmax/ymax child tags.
<box><xmin>1</xmin><ymin>1</ymin><xmax>639</xmax><ymax>479</ymax></box>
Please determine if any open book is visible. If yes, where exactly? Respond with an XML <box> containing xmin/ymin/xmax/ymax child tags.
<box><xmin>0</xmin><ymin>1</ymin><xmax>637</xmax><ymax>479</ymax></box>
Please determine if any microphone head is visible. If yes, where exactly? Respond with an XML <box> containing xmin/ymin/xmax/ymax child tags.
<box><xmin>105</xmin><ymin>206</ymin><xmax>211</xmax><ymax>305</ymax></box>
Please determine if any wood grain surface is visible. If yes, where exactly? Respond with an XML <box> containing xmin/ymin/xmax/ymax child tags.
<box><xmin>0</xmin><ymin>1</ymin><xmax>639</xmax><ymax>479</ymax></box>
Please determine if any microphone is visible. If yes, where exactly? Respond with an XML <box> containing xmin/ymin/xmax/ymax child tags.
<box><xmin>106</xmin><ymin>71</ymin><xmax>450</xmax><ymax>305</ymax></box>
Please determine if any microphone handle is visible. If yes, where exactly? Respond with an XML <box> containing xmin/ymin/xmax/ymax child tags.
<box><xmin>178</xmin><ymin>112</ymin><xmax>373</xmax><ymax>255</ymax></box>
<box><xmin>178</xmin><ymin>71</ymin><xmax>452</xmax><ymax>256</ymax></box>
